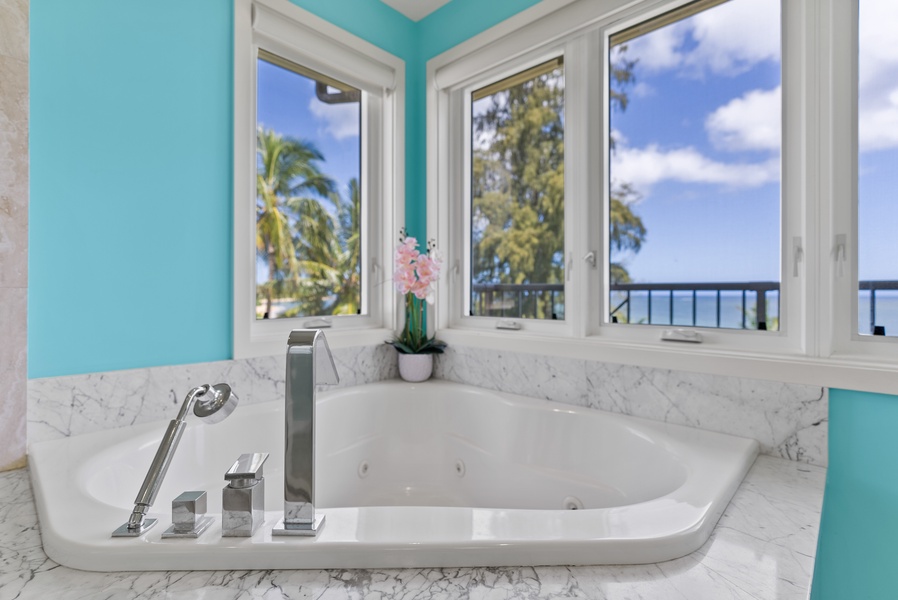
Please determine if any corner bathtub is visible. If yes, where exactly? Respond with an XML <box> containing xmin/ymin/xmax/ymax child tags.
<box><xmin>28</xmin><ymin>380</ymin><xmax>759</xmax><ymax>572</ymax></box>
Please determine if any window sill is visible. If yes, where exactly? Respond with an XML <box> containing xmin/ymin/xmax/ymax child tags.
<box><xmin>236</xmin><ymin>327</ymin><xmax>395</xmax><ymax>359</ymax></box>
<box><xmin>436</xmin><ymin>328</ymin><xmax>898</xmax><ymax>395</ymax></box>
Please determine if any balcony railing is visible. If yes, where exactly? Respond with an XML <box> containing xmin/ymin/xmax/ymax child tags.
<box><xmin>471</xmin><ymin>280</ymin><xmax>898</xmax><ymax>335</ymax></box>
<box><xmin>471</xmin><ymin>283</ymin><xmax>564</xmax><ymax>320</ymax></box>
<box><xmin>610</xmin><ymin>281</ymin><xmax>780</xmax><ymax>330</ymax></box>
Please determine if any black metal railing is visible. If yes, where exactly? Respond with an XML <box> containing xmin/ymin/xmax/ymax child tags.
<box><xmin>471</xmin><ymin>283</ymin><xmax>564</xmax><ymax>320</ymax></box>
<box><xmin>859</xmin><ymin>280</ymin><xmax>898</xmax><ymax>335</ymax></box>
<box><xmin>472</xmin><ymin>280</ymin><xmax>898</xmax><ymax>334</ymax></box>
<box><xmin>609</xmin><ymin>281</ymin><xmax>780</xmax><ymax>330</ymax></box>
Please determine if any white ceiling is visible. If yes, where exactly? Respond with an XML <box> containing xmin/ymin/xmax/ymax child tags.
<box><xmin>379</xmin><ymin>0</ymin><xmax>453</xmax><ymax>21</ymax></box>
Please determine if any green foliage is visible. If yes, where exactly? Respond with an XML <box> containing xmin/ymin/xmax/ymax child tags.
<box><xmin>471</xmin><ymin>49</ymin><xmax>647</xmax><ymax>310</ymax></box>
<box><xmin>255</xmin><ymin>127</ymin><xmax>361</xmax><ymax>319</ymax></box>
<box><xmin>386</xmin><ymin>294</ymin><xmax>447</xmax><ymax>354</ymax></box>
<box><xmin>472</xmin><ymin>65</ymin><xmax>565</xmax><ymax>319</ymax></box>
<box><xmin>610</xmin><ymin>183</ymin><xmax>646</xmax><ymax>284</ymax></box>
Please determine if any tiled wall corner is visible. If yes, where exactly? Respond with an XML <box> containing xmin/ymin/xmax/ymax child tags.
<box><xmin>0</xmin><ymin>0</ymin><xmax>29</xmax><ymax>472</ymax></box>
<box><xmin>27</xmin><ymin>344</ymin><xmax>398</xmax><ymax>445</ymax></box>
<box><xmin>435</xmin><ymin>345</ymin><xmax>828</xmax><ymax>467</ymax></box>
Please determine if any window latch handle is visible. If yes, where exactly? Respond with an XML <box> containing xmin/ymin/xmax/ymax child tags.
<box><xmin>833</xmin><ymin>234</ymin><xmax>847</xmax><ymax>277</ymax></box>
<box><xmin>583</xmin><ymin>251</ymin><xmax>597</xmax><ymax>268</ymax></box>
<box><xmin>792</xmin><ymin>237</ymin><xmax>803</xmax><ymax>277</ymax></box>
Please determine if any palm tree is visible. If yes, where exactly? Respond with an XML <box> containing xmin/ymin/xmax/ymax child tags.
<box><xmin>330</xmin><ymin>178</ymin><xmax>362</xmax><ymax>314</ymax></box>
<box><xmin>256</xmin><ymin>126</ymin><xmax>335</xmax><ymax>318</ymax></box>
<box><xmin>284</xmin><ymin>178</ymin><xmax>362</xmax><ymax>317</ymax></box>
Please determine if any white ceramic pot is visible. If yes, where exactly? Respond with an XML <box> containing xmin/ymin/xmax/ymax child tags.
<box><xmin>398</xmin><ymin>353</ymin><xmax>434</xmax><ymax>382</ymax></box>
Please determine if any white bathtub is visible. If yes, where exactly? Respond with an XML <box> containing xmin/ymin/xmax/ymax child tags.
<box><xmin>28</xmin><ymin>380</ymin><xmax>758</xmax><ymax>571</ymax></box>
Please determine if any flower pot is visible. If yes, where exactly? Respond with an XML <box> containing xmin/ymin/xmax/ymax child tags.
<box><xmin>398</xmin><ymin>353</ymin><xmax>433</xmax><ymax>383</ymax></box>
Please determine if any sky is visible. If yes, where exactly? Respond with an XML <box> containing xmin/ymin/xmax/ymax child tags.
<box><xmin>257</xmin><ymin>59</ymin><xmax>361</xmax><ymax>207</ymax></box>
<box><xmin>254</xmin><ymin>0</ymin><xmax>898</xmax><ymax>294</ymax></box>
<box><xmin>255</xmin><ymin>58</ymin><xmax>361</xmax><ymax>284</ymax></box>
<box><xmin>611</xmin><ymin>0</ymin><xmax>898</xmax><ymax>284</ymax></box>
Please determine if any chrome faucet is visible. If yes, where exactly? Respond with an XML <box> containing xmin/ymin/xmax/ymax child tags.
<box><xmin>272</xmin><ymin>329</ymin><xmax>339</xmax><ymax>536</ymax></box>
<box><xmin>112</xmin><ymin>384</ymin><xmax>238</xmax><ymax>537</ymax></box>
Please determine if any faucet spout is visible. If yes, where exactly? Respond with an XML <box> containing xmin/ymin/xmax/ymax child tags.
<box><xmin>273</xmin><ymin>329</ymin><xmax>339</xmax><ymax>537</ymax></box>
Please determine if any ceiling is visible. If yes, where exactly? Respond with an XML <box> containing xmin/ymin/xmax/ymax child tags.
<box><xmin>378</xmin><ymin>0</ymin><xmax>453</xmax><ymax>21</ymax></box>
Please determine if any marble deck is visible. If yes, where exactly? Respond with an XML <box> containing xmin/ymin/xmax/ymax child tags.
<box><xmin>0</xmin><ymin>455</ymin><xmax>824</xmax><ymax>600</ymax></box>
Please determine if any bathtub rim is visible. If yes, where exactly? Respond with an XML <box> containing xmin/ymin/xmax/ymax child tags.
<box><xmin>28</xmin><ymin>379</ymin><xmax>760</xmax><ymax>571</ymax></box>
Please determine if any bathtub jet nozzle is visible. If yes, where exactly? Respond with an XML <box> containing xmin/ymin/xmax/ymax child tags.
<box><xmin>111</xmin><ymin>383</ymin><xmax>239</xmax><ymax>538</ymax></box>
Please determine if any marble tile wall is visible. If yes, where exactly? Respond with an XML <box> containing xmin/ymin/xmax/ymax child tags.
<box><xmin>435</xmin><ymin>345</ymin><xmax>829</xmax><ymax>466</ymax></box>
<box><xmin>29</xmin><ymin>340</ymin><xmax>828</xmax><ymax>466</ymax></box>
<box><xmin>0</xmin><ymin>0</ymin><xmax>29</xmax><ymax>472</ymax></box>
<box><xmin>27</xmin><ymin>344</ymin><xmax>399</xmax><ymax>445</ymax></box>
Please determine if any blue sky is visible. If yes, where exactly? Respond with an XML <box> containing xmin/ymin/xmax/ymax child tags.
<box><xmin>256</xmin><ymin>59</ymin><xmax>361</xmax><ymax>284</ymax></box>
<box><xmin>610</xmin><ymin>0</ymin><xmax>782</xmax><ymax>284</ymax></box>
<box><xmin>255</xmin><ymin>0</ymin><xmax>898</xmax><ymax>290</ymax></box>
<box><xmin>611</xmin><ymin>0</ymin><xmax>898</xmax><ymax>284</ymax></box>
<box><xmin>257</xmin><ymin>59</ymin><xmax>361</xmax><ymax>206</ymax></box>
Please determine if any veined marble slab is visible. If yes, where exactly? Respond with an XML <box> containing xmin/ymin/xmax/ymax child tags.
<box><xmin>0</xmin><ymin>456</ymin><xmax>825</xmax><ymax>600</ymax></box>
<box><xmin>435</xmin><ymin>345</ymin><xmax>828</xmax><ymax>466</ymax></box>
<box><xmin>29</xmin><ymin>342</ymin><xmax>827</xmax><ymax>466</ymax></box>
<box><xmin>27</xmin><ymin>345</ymin><xmax>398</xmax><ymax>445</ymax></box>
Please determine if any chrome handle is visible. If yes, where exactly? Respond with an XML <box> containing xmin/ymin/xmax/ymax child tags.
<box><xmin>225</xmin><ymin>452</ymin><xmax>269</xmax><ymax>488</ymax></box>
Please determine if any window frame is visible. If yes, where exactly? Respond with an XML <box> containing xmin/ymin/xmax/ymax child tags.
<box><xmin>593</xmin><ymin>0</ymin><xmax>805</xmax><ymax>356</ymax></box>
<box><xmin>427</xmin><ymin>0</ymin><xmax>898</xmax><ymax>394</ymax></box>
<box><xmin>456</xmin><ymin>47</ymin><xmax>574</xmax><ymax>336</ymax></box>
<box><xmin>824</xmin><ymin>0</ymin><xmax>898</xmax><ymax>361</ymax></box>
<box><xmin>234</xmin><ymin>0</ymin><xmax>405</xmax><ymax>358</ymax></box>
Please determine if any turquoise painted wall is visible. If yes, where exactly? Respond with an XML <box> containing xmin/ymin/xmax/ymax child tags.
<box><xmin>30</xmin><ymin>0</ymin><xmax>235</xmax><ymax>377</ymax></box>
<box><xmin>29</xmin><ymin>0</ymin><xmax>540</xmax><ymax>377</ymax></box>
<box><xmin>811</xmin><ymin>388</ymin><xmax>898</xmax><ymax>599</ymax></box>
<box><xmin>28</xmin><ymin>0</ymin><xmax>413</xmax><ymax>378</ymax></box>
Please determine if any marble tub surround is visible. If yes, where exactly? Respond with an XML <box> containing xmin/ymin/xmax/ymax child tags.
<box><xmin>0</xmin><ymin>0</ymin><xmax>29</xmax><ymax>472</ymax></box>
<box><xmin>435</xmin><ymin>345</ymin><xmax>829</xmax><ymax>466</ymax></box>
<box><xmin>3</xmin><ymin>456</ymin><xmax>825</xmax><ymax>599</ymax></box>
<box><xmin>27</xmin><ymin>344</ymin><xmax>398</xmax><ymax>445</ymax></box>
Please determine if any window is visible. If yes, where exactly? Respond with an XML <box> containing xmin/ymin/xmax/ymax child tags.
<box><xmin>234</xmin><ymin>0</ymin><xmax>404</xmax><ymax>358</ymax></box>
<box><xmin>255</xmin><ymin>52</ymin><xmax>363</xmax><ymax>321</ymax></box>
<box><xmin>469</xmin><ymin>58</ymin><xmax>566</xmax><ymax>321</ymax></box>
<box><xmin>607</xmin><ymin>0</ymin><xmax>782</xmax><ymax>332</ymax></box>
<box><xmin>857</xmin><ymin>0</ymin><xmax>898</xmax><ymax>338</ymax></box>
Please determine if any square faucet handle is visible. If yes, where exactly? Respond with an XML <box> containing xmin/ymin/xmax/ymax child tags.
<box><xmin>225</xmin><ymin>452</ymin><xmax>269</xmax><ymax>488</ymax></box>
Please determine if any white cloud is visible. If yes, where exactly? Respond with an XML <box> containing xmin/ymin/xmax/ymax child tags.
<box><xmin>308</xmin><ymin>99</ymin><xmax>359</xmax><ymax>141</ymax></box>
<box><xmin>858</xmin><ymin>0</ymin><xmax>898</xmax><ymax>153</ymax></box>
<box><xmin>859</xmin><ymin>90</ymin><xmax>898</xmax><ymax>152</ymax></box>
<box><xmin>622</xmin><ymin>23</ymin><xmax>685</xmax><ymax>72</ymax></box>
<box><xmin>685</xmin><ymin>0</ymin><xmax>780</xmax><ymax>76</ymax></box>
<box><xmin>611</xmin><ymin>144</ymin><xmax>779</xmax><ymax>192</ymax></box>
<box><xmin>706</xmin><ymin>86</ymin><xmax>781</xmax><ymax>152</ymax></box>
<box><xmin>622</xmin><ymin>0</ymin><xmax>779</xmax><ymax>77</ymax></box>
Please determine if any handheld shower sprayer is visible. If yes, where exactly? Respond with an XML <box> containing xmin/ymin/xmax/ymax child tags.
<box><xmin>111</xmin><ymin>383</ymin><xmax>239</xmax><ymax>537</ymax></box>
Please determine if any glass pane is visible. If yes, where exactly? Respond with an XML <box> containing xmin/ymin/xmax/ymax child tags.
<box><xmin>470</xmin><ymin>59</ymin><xmax>565</xmax><ymax>320</ymax></box>
<box><xmin>255</xmin><ymin>54</ymin><xmax>362</xmax><ymax>320</ymax></box>
<box><xmin>858</xmin><ymin>0</ymin><xmax>898</xmax><ymax>336</ymax></box>
<box><xmin>608</xmin><ymin>0</ymin><xmax>781</xmax><ymax>331</ymax></box>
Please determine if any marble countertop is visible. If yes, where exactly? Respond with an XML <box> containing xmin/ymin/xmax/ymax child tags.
<box><xmin>0</xmin><ymin>455</ymin><xmax>824</xmax><ymax>600</ymax></box>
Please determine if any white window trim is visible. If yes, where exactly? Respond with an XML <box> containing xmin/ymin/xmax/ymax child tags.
<box><xmin>234</xmin><ymin>0</ymin><xmax>405</xmax><ymax>358</ymax></box>
<box><xmin>821</xmin><ymin>0</ymin><xmax>898</xmax><ymax>363</ymax></box>
<box><xmin>427</xmin><ymin>0</ymin><xmax>898</xmax><ymax>394</ymax></box>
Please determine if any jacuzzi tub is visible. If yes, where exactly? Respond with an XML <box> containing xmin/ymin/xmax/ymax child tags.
<box><xmin>28</xmin><ymin>380</ymin><xmax>759</xmax><ymax>571</ymax></box>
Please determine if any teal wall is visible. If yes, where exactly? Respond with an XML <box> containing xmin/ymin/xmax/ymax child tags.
<box><xmin>29</xmin><ymin>0</ymin><xmax>540</xmax><ymax>377</ymax></box>
<box><xmin>28</xmin><ymin>0</ymin><xmax>412</xmax><ymax>377</ymax></box>
<box><xmin>30</xmin><ymin>0</ymin><xmax>236</xmax><ymax>377</ymax></box>
<box><xmin>811</xmin><ymin>388</ymin><xmax>898</xmax><ymax>599</ymax></box>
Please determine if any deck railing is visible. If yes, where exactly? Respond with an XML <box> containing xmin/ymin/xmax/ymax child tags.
<box><xmin>472</xmin><ymin>280</ymin><xmax>898</xmax><ymax>334</ymax></box>
<box><xmin>609</xmin><ymin>281</ymin><xmax>780</xmax><ymax>330</ymax></box>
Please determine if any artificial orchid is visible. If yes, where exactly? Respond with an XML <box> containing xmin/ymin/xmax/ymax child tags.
<box><xmin>386</xmin><ymin>232</ymin><xmax>447</xmax><ymax>354</ymax></box>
